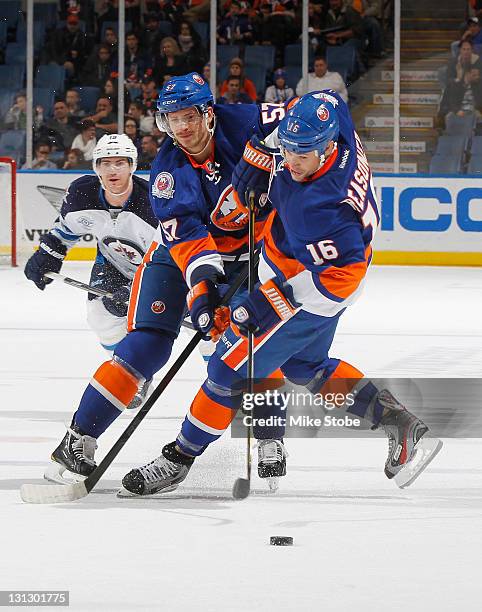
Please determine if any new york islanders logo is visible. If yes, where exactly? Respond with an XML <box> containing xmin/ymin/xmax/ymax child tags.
<box><xmin>210</xmin><ymin>186</ymin><xmax>248</xmax><ymax>231</ymax></box>
<box><xmin>317</xmin><ymin>105</ymin><xmax>330</xmax><ymax>122</ymax></box>
<box><xmin>192</xmin><ymin>74</ymin><xmax>204</xmax><ymax>85</ymax></box>
<box><xmin>152</xmin><ymin>172</ymin><xmax>175</xmax><ymax>199</ymax></box>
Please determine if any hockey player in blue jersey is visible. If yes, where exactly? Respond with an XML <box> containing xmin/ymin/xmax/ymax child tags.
<box><xmin>41</xmin><ymin>73</ymin><xmax>290</xmax><ymax>485</ymax></box>
<box><xmin>24</xmin><ymin>134</ymin><xmax>159</xmax><ymax>352</ymax></box>
<box><xmin>120</xmin><ymin>91</ymin><xmax>443</xmax><ymax>496</ymax></box>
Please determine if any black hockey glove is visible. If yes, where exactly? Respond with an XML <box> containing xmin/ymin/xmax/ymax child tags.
<box><xmin>232</xmin><ymin>135</ymin><xmax>276</xmax><ymax>209</ymax></box>
<box><xmin>24</xmin><ymin>233</ymin><xmax>67</xmax><ymax>290</ymax></box>
<box><xmin>102</xmin><ymin>286</ymin><xmax>130</xmax><ymax>318</ymax></box>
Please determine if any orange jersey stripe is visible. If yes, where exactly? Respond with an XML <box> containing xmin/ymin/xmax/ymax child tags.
<box><xmin>318</xmin><ymin>245</ymin><xmax>371</xmax><ymax>300</ymax></box>
<box><xmin>170</xmin><ymin>234</ymin><xmax>219</xmax><ymax>278</ymax></box>
<box><xmin>93</xmin><ymin>360</ymin><xmax>139</xmax><ymax>407</ymax></box>
<box><xmin>127</xmin><ymin>240</ymin><xmax>158</xmax><ymax>331</ymax></box>
<box><xmin>190</xmin><ymin>388</ymin><xmax>236</xmax><ymax>431</ymax></box>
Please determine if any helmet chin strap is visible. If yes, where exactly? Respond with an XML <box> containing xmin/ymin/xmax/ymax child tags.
<box><xmin>315</xmin><ymin>142</ymin><xmax>337</xmax><ymax>171</ymax></box>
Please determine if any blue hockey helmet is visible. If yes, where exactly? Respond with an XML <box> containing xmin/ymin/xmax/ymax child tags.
<box><xmin>156</xmin><ymin>72</ymin><xmax>215</xmax><ymax>139</ymax></box>
<box><xmin>278</xmin><ymin>91</ymin><xmax>340</xmax><ymax>157</ymax></box>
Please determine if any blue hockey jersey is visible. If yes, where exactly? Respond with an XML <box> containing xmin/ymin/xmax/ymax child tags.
<box><xmin>259</xmin><ymin>91</ymin><xmax>380</xmax><ymax>318</ymax></box>
<box><xmin>51</xmin><ymin>174</ymin><xmax>159</xmax><ymax>280</ymax></box>
<box><xmin>149</xmin><ymin>102</ymin><xmax>288</xmax><ymax>287</ymax></box>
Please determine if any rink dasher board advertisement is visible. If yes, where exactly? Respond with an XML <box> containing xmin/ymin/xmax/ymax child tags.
<box><xmin>14</xmin><ymin>170</ymin><xmax>482</xmax><ymax>266</ymax></box>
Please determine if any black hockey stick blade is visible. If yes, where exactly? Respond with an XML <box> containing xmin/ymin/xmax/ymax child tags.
<box><xmin>232</xmin><ymin>477</ymin><xmax>250</xmax><ymax>500</ymax></box>
<box><xmin>20</xmin><ymin>263</ymin><xmax>253</xmax><ymax>504</ymax></box>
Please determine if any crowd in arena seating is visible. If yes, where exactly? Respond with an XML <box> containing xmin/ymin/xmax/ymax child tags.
<box><xmin>0</xmin><ymin>0</ymin><xmax>392</xmax><ymax>168</ymax></box>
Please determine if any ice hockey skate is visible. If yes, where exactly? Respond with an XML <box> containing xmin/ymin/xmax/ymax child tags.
<box><xmin>257</xmin><ymin>439</ymin><xmax>287</xmax><ymax>492</ymax></box>
<box><xmin>375</xmin><ymin>390</ymin><xmax>443</xmax><ymax>489</ymax></box>
<box><xmin>119</xmin><ymin>442</ymin><xmax>194</xmax><ymax>497</ymax></box>
<box><xmin>44</xmin><ymin>424</ymin><xmax>98</xmax><ymax>485</ymax></box>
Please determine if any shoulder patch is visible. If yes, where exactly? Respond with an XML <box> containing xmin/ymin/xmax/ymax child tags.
<box><xmin>152</xmin><ymin>172</ymin><xmax>175</xmax><ymax>199</ymax></box>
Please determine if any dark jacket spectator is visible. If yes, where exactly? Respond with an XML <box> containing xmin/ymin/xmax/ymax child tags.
<box><xmin>3</xmin><ymin>92</ymin><xmax>43</xmax><ymax>130</ymax></box>
<box><xmin>253</xmin><ymin>2</ymin><xmax>299</xmax><ymax>50</ymax></box>
<box><xmin>102</xmin><ymin>78</ymin><xmax>132</xmax><ymax>111</ymax></box>
<box><xmin>40</xmin><ymin>100</ymin><xmax>78</xmax><ymax>151</ymax></box>
<box><xmin>84</xmin><ymin>96</ymin><xmax>118</xmax><ymax>138</ymax></box>
<box><xmin>136</xmin><ymin>79</ymin><xmax>158</xmax><ymax>115</ymax></box>
<box><xmin>46</xmin><ymin>15</ymin><xmax>93</xmax><ymax>80</ymax></box>
<box><xmin>81</xmin><ymin>45</ymin><xmax>113</xmax><ymax>87</ymax></box>
<box><xmin>322</xmin><ymin>0</ymin><xmax>364</xmax><ymax>47</ymax></box>
<box><xmin>174</xmin><ymin>20</ymin><xmax>208</xmax><ymax>74</ymax></box>
<box><xmin>152</xmin><ymin>37</ymin><xmax>188</xmax><ymax>86</ymax></box>
<box><xmin>219</xmin><ymin>57</ymin><xmax>257</xmax><ymax>102</ymax></box>
<box><xmin>137</xmin><ymin>135</ymin><xmax>159</xmax><ymax>170</ymax></box>
<box><xmin>124</xmin><ymin>116</ymin><xmax>142</xmax><ymax>154</ymax></box>
<box><xmin>461</xmin><ymin>17</ymin><xmax>482</xmax><ymax>47</ymax></box>
<box><xmin>65</xmin><ymin>89</ymin><xmax>86</xmax><ymax>121</ymax></box>
<box><xmin>127</xmin><ymin>101</ymin><xmax>155</xmax><ymax>135</ymax></box>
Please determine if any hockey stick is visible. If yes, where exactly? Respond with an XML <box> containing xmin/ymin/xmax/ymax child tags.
<box><xmin>44</xmin><ymin>272</ymin><xmax>197</xmax><ymax>331</ymax></box>
<box><xmin>232</xmin><ymin>191</ymin><xmax>257</xmax><ymax>500</ymax></box>
<box><xmin>20</xmin><ymin>265</ymin><xmax>250</xmax><ymax>504</ymax></box>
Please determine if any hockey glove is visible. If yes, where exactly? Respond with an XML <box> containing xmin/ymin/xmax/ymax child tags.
<box><xmin>187</xmin><ymin>279</ymin><xmax>230</xmax><ymax>342</ymax></box>
<box><xmin>232</xmin><ymin>135</ymin><xmax>276</xmax><ymax>209</ymax></box>
<box><xmin>102</xmin><ymin>285</ymin><xmax>130</xmax><ymax>318</ymax></box>
<box><xmin>24</xmin><ymin>233</ymin><xmax>67</xmax><ymax>290</ymax></box>
<box><xmin>231</xmin><ymin>278</ymin><xmax>298</xmax><ymax>338</ymax></box>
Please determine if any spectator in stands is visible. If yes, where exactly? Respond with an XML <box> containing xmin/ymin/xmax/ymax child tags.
<box><xmin>439</xmin><ymin>67</ymin><xmax>482</xmax><ymax>130</ymax></box>
<box><xmin>81</xmin><ymin>44</ymin><xmax>112</xmax><ymax>87</ymax></box>
<box><xmin>61</xmin><ymin>148</ymin><xmax>88</xmax><ymax>169</ymax></box>
<box><xmin>124</xmin><ymin>116</ymin><xmax>142</xmax><ymax>154</ymax></box>
<box><xmin>217</xmin><ymin>1</ymin><xmax>254</xmax><ymax>46</ymax></box>
<box><xmin>3</xmin><ymin>92</ymin><xmax>43</xmax><ymax>130</ymax></box>
<box><xmin>137</xmin><ymin>135</ymin><xmax>159</xmax><ymax>170</ymax></box>
<box><xmin>347</xmin><ymin>0</ymin><xmax>384</xmax><ymax>57</ymax></box>
<box><xmin>264</xmin><ymin>69</ymin><xmax>294</xmax><ymax>103</ymax></box>
<box><xmin>102</xmin><ymin>26</ymin><xmax>118</xmax><ymax>55</ymax></box>
<box><xmin>447</xmin><ymin>40</ymin><xmax>482</xmax><ymax>83</ymax></box>
<box><xmin>219</xmin><ymin>58</ymin><xmax>257</xmax><ymax>102</ymax></box>
<box><xmin>24</xmin><ymin>141</ymin><xmax>57</xmax><ymax>170</ymax></box>
<box><xmin>70</xmin><ymin>119</ymin><xmax>97</xmax><ymax>160</ymax></box>
<box><xmin>65</xmin><ymin>89</ymin><xmax>86</xmax><ymax>121</ymax></box>
<box><xmin>296</xmin><ymin>56</ymin><xmax>348</xmax><ymax>102</ymax></box>
<box><xmin>461</xmin><ymin>17</ymin><xmax>482</xmax><ymax>47</ymax></box>
<box><xmin>40</xmin><ymin>99</ymin><xmax>78</xmax><ymax>151</ymax></box>
<box><xmin>321</xmin><ymin>0</ymin><xmax>364</xmax><ymax>75</ymax></box>
<box><xmin>102</xmin><ymin>78</ymin><xmax>132</xmax><ymax>110</ymax></box>
<box><xmin>144</xmin><ymin>12</ymin><xmax>162</xmax><ymax>55</ymax></box>
<box><xmin>122</xmin><ymin>31</ymin><xmax>150</xmax><ymax>92</ymax></box>
<box><xmin>183</xmin><ymin>0</ymin><xmax>211</xmax><ymax>24</ymax></box>
<box><xmin>84</xmin><ymin>96</ymin><xmax>118</xmax><ymax>138</ymax></box>
<box><xmin>202</xmin><ymin>62</ymin><xmax>220</xmax><ymax>97</ymax></box>
<box><xmin>136</xmin><ymin>78</ymin><xmax>158</xmax><ymax>115</ymax></box>
<box><xmin>253</xmin><ymin>2</ymin><xmax>298</xmax><ymax>60</ymax></box>
<box><xmin>174</xmin><ymin>20</ymin><xmax>207</xmax><ymax>74</ymax></box>
<box><xmin>128</xmin><ymin>101</ymin><xmax>155</xmax><ymax>135</ymax></box>
<box><xmin>152</xmin><ymin>37</ymin><xmax>187</xmax><ymax>86</ymax></box>
<box><xmin>46</xmin><ymin>14</ymin><xmax>92</xmax><ymax>84</ymax></box>
<box><xmin>218</xmin><ymin>76</ymin><xmax>254</xmax><ymax>104</ymax></box>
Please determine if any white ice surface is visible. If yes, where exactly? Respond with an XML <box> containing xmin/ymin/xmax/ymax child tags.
<box><xmin>1</xmin><ymin>263</ymin><xmax>482</xmax><ymax>611</ymax></box>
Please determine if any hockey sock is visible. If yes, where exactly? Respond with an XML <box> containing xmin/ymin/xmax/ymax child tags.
<box><xmin>74</xmin><ymin>329</ymin><xmax>174</xmax><ymax>438</ymax></box>
<box><xmin>175</xmin><ymin>352</ymin><xmax>245</xmax><ymax>456</ymax></box>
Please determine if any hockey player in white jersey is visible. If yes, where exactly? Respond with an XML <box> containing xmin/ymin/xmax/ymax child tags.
<box><xmin>24</xmin><ymin>134</ymin><xmax>159</xmax><ymax>352</ymax></box>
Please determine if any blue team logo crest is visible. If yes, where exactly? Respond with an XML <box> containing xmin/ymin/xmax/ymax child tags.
<box><xmin>210</xmin><ymin>186</ymin><xmax>248</xmax><ymax>231</ymax></box>
<box><xmin>192</xmin><ymin>74</ymin><xmax>204</xmax><ymax>85</ymax></box>
<box><xmin>317</xmin><ymin>105</ymin><xmax>330</xmax><ymax>122</ymax></box>
<box><xmin>152</xmin><ymin>172</ymin><xmax>175</xmax><ymax>199</ymax></box>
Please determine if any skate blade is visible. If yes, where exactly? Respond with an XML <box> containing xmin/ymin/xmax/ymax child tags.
<box><xmin>394</xmin><ymin>437</ymin><xmax>443</xmax><ymax>489</ymax></box>
<box><xmin>44</xmin><ymin>462</ymin><xmax>87</xmax><ymax>486</ymax></box>
<box><xmin>116</xmin><ymin>484</ymin><xmax>179</xmax><ymax>498</ymax></box>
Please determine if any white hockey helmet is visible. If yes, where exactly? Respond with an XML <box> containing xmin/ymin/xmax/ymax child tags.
<box><xmin>92</xmin><ymin>133</ymin><xmax>138</xmax><ymax>173</ymax></box>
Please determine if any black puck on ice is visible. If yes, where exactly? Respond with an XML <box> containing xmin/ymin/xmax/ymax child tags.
<box><xmin>270</xmin><ymin>536</ymin><xmax>293</xmax><ymax>546</ymax></box>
